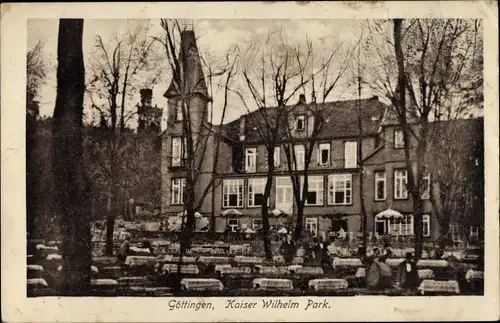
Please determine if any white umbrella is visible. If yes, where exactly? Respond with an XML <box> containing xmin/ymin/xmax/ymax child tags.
<box><xmin>177</xmin><ymin>211</ymin><xmax>202</xmax><ymax>219</ymax></box>
<box><xmin>277</xmin><ymin>227</ymin><xmax>288</xmax><ymax>234</ymax></box>
<box><xmin>375</xmin><ymin>208</ymin><xmax>404</xmax><ymax>220</ymax></box>
<box><xmin>222</xmin><ymin>209</ymin><xmax>242</xmax><ymax>216</ymax></box>
<box><xmin>271</xmin><ymin>208</ymin><xmax>286</xmax><ymax>217</ymax></box>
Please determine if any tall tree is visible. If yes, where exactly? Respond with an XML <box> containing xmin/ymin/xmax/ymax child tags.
<box><xmin>52</xmin><ymin>19</ymin><xmax>91</xmax><ymax>295</ymax></box>
<box><xmin>86</xmin><ymin>21</ymin><xmax>163</xmax><ymax>255</ymax></box>
<box><xmin>364</xmin><ymin>19</ymin><xmax>482</xmax><ymax>258</ymax></box>
<box><xmin>26</xmin><ymin>41</ymin><xmax>47</xmax><ymax>238</ymax></box>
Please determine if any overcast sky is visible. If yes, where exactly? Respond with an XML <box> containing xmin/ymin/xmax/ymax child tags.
<box><xmin>29</xmin><ymin>19</ymin><xmax>379</xmax><ymax>128</ymax></box>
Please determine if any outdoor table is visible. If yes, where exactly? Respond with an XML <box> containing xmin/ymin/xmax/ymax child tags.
<box><xmin>27</xmin><ymin>264</ymin><xmax>44</xmax><ymax>272</ymax></box>
<box><xmin>443</xmin><ymin>250</ymin><xmax>466</xmax><ymax>260</ymax></box>
<box><xmin>27</xmin><ymin>278</ymin><xmax>49</xmax><ymax>288</ymax></box>
<box><xmin>198</xmin><ymin>256</ymin><xmax>233</xmax><ymax>264</ymax></box>
<box><xmin>257</xmin><ymin>266</ymin><xmax>288</xmax><ymax>275</ymax></box>
<box><xmin>252</xmin><ymin>278</ymin><xmax>293</xmax><ymax>291</ymax></box>
<box><xmin>129</xmin><ymin>246</ymin><xmax>152</xmax><ymax>254</ymax></box>
<box><xmin>291</xmin><ymin>257</ymin><xmax>304</xmax><ymax>265</ymax></box>
<box><xmin>308</xmin><ymin>278</ymin><xmax>348</xmax><ymax>291</ymax></box>
<box><xmin>162</xmin><ymin>255</ymin><xmax>197</xmax><ymax>263</ymax></box>
<box><xmin>117</xmin><ymin>276</ymin><xmax>151</xmax><ymax>286</ymax></box>
<box><xmin>417</xmin><ymin>269</ymin><xmax>435</xmax><ymax>280</ymax></box>
<box><xmin>180</xmin><ymin>278</ymin><xmax>224</xmax><ymax>291</ymax></box>
<box><xmin>229</xmin><ymin>244</ymin><xmax>251</xmax><ymax>254</ymax></box>
<box><xmin>162</xmin><ymin>264</ymin><xmax>199</xmax><ymax>274</ymax></box>
<box><xmin>332</xmin><ymin>257</ymin><xmax>363</xmax><ymax>268</ymax></box>
<box><xmin>36</xmin><ymin>244</ymin><xmax>59</xmax><ymax>252</ymax></box>
<box><xmin>234</xmin><ymin>256</ymin><xmax>263</xmax><ymax>264</ymax></box>
<box><xmin>292</xmin><ymin>267</ymin><xmax>324</xmax><ymax>275</ymax></box>
<box><xmin>417</xmin><ymin>259</ymin><xmax>449</xmax><ymax>268</ymax></box>
<box><xmin>418</xmin><ymin>279</ymin><xmax>460</xmax><ymax>295</ymax></box>
<box><xmin>91</xmin><ymin>279</ymin><xmax>118</xmax><ymax>286</ymax></box>
<box><xmin>216</xmin><ymin>266</ymin><xmax>252</xmax><ymax>275</ymax></box>
<box><xmin>214</xmin><ymin>264</ymin><xmax>232</xmax><ymax>271</ymax></box>
<box><xmin>46</xmin><ymin>253</ymin><xmax>62</xmax><ymax>260</ymax></box>
<box><xmin>125</xmin><ymin>256</ymin><xmax>157</xmax><ymax>267</ymax></box>
<box><xmin>385</xmin><ymin>258</ymin><xmax>405</xmax><ymax>267</ymax></box>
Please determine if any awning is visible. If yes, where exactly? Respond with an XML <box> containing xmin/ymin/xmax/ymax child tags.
<box><xmin>375</xmin><ymin>208</ymin><xmax>404</xmax><ymax>220</ymax></box>
<box><xmin>221</xmin><ymin>209</ymin><xmax>243</xmax><ymax>216</ymax></box>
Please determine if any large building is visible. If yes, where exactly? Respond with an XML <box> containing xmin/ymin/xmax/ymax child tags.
<box><xmin>160</xmin><ymin>29</ymin><xmax>484</xmax><ymax>243</ymax></box>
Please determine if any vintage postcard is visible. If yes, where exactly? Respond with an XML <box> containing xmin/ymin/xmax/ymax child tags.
<box><xmin>1</xmin><ymin>1</ymin><xmax>499</xmax><ymax>322</ymax></box>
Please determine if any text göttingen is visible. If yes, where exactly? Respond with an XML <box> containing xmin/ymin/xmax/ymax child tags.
<box><xmin>167</xmin><ymin>299</ymin><xmax>330</xmax><ymax>311</ymax></box>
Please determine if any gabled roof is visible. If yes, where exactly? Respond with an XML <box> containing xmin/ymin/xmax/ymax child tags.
<box><xmin>223</xmin><ymin>96</ymin><xmax>387</xmax><ymax>142</ymax></box>
<box><xmin>164</xmin><ymin>30</ymin><xmax>209</xmax><ymax>99</ymax></box>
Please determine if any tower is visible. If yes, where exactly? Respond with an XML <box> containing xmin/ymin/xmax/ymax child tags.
<box><xmin>137</xmin><ymin>88</ymin><xmax>162</xmax><ymax>133</ymax></box>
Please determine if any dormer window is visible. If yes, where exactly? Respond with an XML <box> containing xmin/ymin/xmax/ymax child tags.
<box><xmin>295</xmin><ymin>115</ymin><xmax>305</xmax><ymax>131</ymax></box>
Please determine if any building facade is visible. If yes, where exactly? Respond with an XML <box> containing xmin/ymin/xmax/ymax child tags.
<box><xmin>160</xmin><ymin>29</ymin><xmax>484</xmax><ymax>243</ymax></box>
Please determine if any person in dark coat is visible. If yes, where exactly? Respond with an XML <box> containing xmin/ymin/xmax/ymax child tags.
<box><xmin>397</xmin><ymin>252</ymin><xmax>419</xmax><ymax>291</ymax></box>
<box><xmin>280</xmin><ymin>234</ymin><xmax>296</xmax><ymax>265</ymax></box>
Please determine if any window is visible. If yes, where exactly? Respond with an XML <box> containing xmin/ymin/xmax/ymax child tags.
<box><xmin>295</xmin><ymin>145</ymin><xmax>305</xmax><ymax>170</ymax></box>
<box><xmin>394</xmin><ymin>169</ymin><xmax>408</xmax><ymax>199</ymax></box>
<box><xmin>305</xmin><ymin>218</ymin><xmax>318</xmax><ymax>237</ymax></box>
<box><xmin>422</xmin><ymin>214</ymin><xmax>431</xmax><ymax>237</ymax></box>
<box><xmin>318</xmin><ymin>143</ymin><xmax>330</xmax><ymax>166</ymax></box>
<box><xmin>171</xmin><ymin>137</ymin><xmax>185</xmax><ymax>166</ymax></box>
<box><xmin>344</xmin><ymin>141</ymin><xmax>357</xmax><ymax>168</ymax></box>
<box><xmin>470</xmin><ymin>226</ymin><xmax>479</xmax><ymax>241</ymax></box>
<box><xmin>274</xmin><ymin>147</ymin><xmax>281</xmax><ymax>167</ymax></box>
<box><xmin>248</xmin><ymin>178</ymin><xmax>267</xmax><ymax>207</ymax></box>
<box><xmin>328</xmin><ymin>174</ymin><xmax>352</xmax><ymax>205</ymax></box>
<box><xmin>245</xmin><ymin>148</ymin><xmax>256</xmax><ymax>172</ymax></box>
<box><xmin>223</xmin><ymin>179</ymin><xmax>244</xmax><ymax>208</ymax></box>
<box><xmin>227</xmin><ymin>219</ymin><xmax>239</xmax><ymax>232</ymax></box>
<box><xmin>389</xmin><ymin>214</ymin><xmax>414</xmax><ymax>235</ymax></box>
<box><xmin>394</xmin><ymin>129</ymin><xmax>404</xmax><ymax>149</ymax></box>
<box><xmin>374</xmin><ymin>171</ymin><xmax>386</xmax><ymax>201</ymax></box>
<box><xmin>295</xmin><ymin>115</ymin><xmax>305</xmax><ymax>131</ymax></box>
<box><xmin>421</xmin><ymin>173</ymin><xmax>431</xmax><ymax>199</ymax></box>
<box><xmin>276</xmin><ymin>177</ymin><xmax>293</xmax><ymax>209</ymax></box>
<box><xmin>171</xmin><ymin>178</ymin><xmax>186</xmax><ymax>205</ymax></box>
<box><xmin>300</xmin><ymin>176</ymin><xmax>324</xmax><ymax>205</ymax></box>
<box><xmin>252</xmin><ymin>218</ymin><xmax>262</xmax><ymax>230</ymax></box>
<box><xmin>175</xmin><ymin>100</ymin><xmax>184</xmax><ymax>121</ymax></box>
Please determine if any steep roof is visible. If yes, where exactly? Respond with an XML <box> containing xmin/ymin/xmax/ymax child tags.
<box><xmin>164</xmin><ymin>30</ymin><xmax>209</xmax><ymax>99</ymax></box>
<box><xmin>223</xmin><ymin>96</ymin><xmax>387</xmax><ymax>142</ymax></box>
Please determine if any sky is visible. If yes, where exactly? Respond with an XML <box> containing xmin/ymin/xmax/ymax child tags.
<box><xmin>28</xmin><ymin>19</ymin><xmax>378</xmax><ymax>129</ymax></box>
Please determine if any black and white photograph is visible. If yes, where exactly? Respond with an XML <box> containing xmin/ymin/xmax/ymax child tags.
<box><xmin>2</xmin><ymin>1</ymin><xmax>499</xmax><ymax>322</ymax></box>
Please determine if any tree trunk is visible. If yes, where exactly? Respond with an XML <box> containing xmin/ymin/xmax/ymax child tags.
<box><xmin>294</xmin><ymin>206</ymin><xmax>304</xmax><ymax>242</ymax></box>
<box><xmin>52</xmin><ymin>18</ymin><xmax>91</xmax><ymax>295</ymax></box>
<box><xmin>262</xmin><ymin>173</ymin><xmax>273</xmax><ymax>260</ymax></box>
<box><xmin>105</xmin><ymin>180</ymin><xmax>118</xmax><ymax>255</ymax></box>
<box><xmin>26</xmin><ymin>109</ymin><xmax>38</xmax><ymax>239</ymax></box>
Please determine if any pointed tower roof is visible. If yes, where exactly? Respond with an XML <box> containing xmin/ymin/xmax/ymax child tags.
<box><xmin>164</xmin><ymin>29</ymin><xmax>209</xmax><ymax>100</ymax></box>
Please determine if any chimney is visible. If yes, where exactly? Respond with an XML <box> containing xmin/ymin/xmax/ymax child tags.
<box><xmin>239</xmin><ymin>116</ymin><xmax>246</xmax><ymax>141</ymax></box>
<box><xmin>297</xmin><ymin>94</ymin><xmax>307</xmax><ymax>105</ymax></box>
<box><xmin>140</xmin><ymin>88</ymin><xmax>153</xmax><ymax>107</ymax></box>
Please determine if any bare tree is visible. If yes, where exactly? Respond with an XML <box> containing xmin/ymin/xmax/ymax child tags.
<box><xmin>26</xmin><ymin>41</ymin><xmax>48</xmax><ymax>238</ymax></box>
<box><xmin>86</xmin><ymin>21</ymin><xmax>164</xmax><ymax>255</ymax></box>
<box><xmin>364</xmin><ymin>19</ymin><xmax>483</xmax><ymax>258</ymax></box>
<box><xmin>52</xmin><ymin>19</ymin><xmax>91</xmax><ymax>294</ymax></box>
<box><xmin>154</xmin><ymin>19</ymin><xmax>238</xmax><ymax>267</ymax></box>
<box><xmin>280</xmin><ymin>38</ymin><xmax>353</xmax><ymax>242</ymax></box>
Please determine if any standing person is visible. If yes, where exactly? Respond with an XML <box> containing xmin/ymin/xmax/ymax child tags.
<box><xmin>397</xmin><ymin>252</ymin><xmax>419</xmax><ymax>292</ymax></box>
<box><xmin>118</xmin><ymin>235</ymin><xmax>131</xmax><ymax>263</ymax></box>
<box><xmin>312</xmin><ymin>238</ymin><xmax>323</xmax><ymax>265</ymax></box>
<box><xmin>280</xmin><ymin>234</ymin><xmax>295</xmax><ymax>265</ymax></box>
